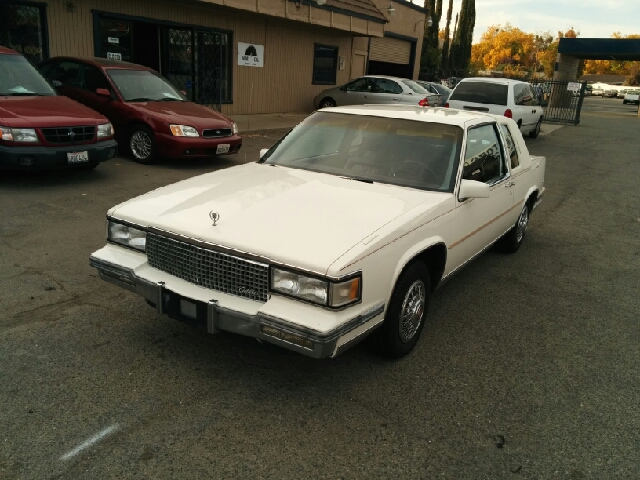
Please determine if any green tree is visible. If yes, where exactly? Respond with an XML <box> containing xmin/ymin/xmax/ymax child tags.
<box><xmin>440</xmin><ymin>0</ymin><xmax>453</xmax><ymax>70</ymax></box>
<box><xmin>420</xmin><ymin>0</ymin><xmax>442</xmax><ymax>75</ymax></box>
<box><xmin>449</xmin><ymin>0</ymin><xmax>475</xmax><ymax>73</ymax></box>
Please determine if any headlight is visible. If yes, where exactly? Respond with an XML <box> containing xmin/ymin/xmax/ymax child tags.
<box><xmin>97</xmin><ymin>123</ymin><xmax>114</xmax><ymax>139</ymax></box>
<box><xmin>107</xmin><ymin>220</ymin><xmax>147</xmax><ymax>252</ymax></box>
<box><xmin>231</xmin><ymin>122</ymin><xmax>238</xmax><ymax>135</ymax></box>
<box><xmin>170</xmin><ymin>125</ymin><xmax>199</xmax><ymax>137</ymax></box>
<box><xmin>0</xmin><ymin>127</ymin><xmax>39</xmax><ymax>143</ymax></box>
<box><xmin>271</xmin><ymin>268</ymin><xmax>361</xmax><ymax>307</ymax></box>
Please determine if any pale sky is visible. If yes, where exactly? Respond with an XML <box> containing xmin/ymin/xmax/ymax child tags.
<box><xmin>424</xmin><ymin>0</ymin><xmax>640</xmax><ymax>43</ymax></box>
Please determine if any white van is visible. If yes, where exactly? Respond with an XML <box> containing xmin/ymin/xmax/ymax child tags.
<box><xmin>446</xmin><ymin>78</ymin><xmax>544</xmax><ymax>138</ymax></box>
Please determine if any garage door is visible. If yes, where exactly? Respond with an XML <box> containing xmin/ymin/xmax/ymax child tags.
<box><xmin>369</xmin><ymin>37</ymin><xmax>411</xmax><ymax>64</ymax></box>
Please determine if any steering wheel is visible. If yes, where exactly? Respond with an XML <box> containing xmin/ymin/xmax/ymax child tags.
<box><xmin>344</xmin><ymin>155</ymin><xmax>393</xmax><ymax>176</ymax></box>
<box><xmin>395</xmin><ymin>160</ymin><xmax>437</xmax><ymax>182</ymax></box>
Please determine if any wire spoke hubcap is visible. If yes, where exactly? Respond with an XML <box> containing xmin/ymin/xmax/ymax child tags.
<box><xmin>399</xmin><ymin>280</ymin><xmax>426</xmax><ymax>343</ymax></box>
<box><xmin>131</xmin><ymin>131</ymin><xmax>152</xmax><ymax>159</ymax></box>
<box><xmin>516</xmin><ymin>205</ymin><xmax>529</xmax><ymax>242</ymax></box>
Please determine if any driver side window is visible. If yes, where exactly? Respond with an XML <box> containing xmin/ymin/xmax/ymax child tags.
<box><xmin>463</xmin><ymin>124</ymin><xmax>508</xmax><ymax>184</ymax></box>
<box><xmin>346</xmin><ymin>78</ymin><xmax>374</xmax><ymax>92</ymax></box>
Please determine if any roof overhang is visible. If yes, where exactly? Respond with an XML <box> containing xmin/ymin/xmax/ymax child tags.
<box><xmin>558</xmin><ymin>38</ymin><xmax>640</xmax><ymax>61</ymax></box>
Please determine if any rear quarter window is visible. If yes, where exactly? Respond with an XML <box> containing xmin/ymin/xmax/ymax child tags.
<box><xmin>449</xmin><ymin>82</ymin><xmax>508</xmax><ymax>106</ymax></box>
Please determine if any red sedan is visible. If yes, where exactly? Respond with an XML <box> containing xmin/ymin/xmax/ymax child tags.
<box><xmin>38</xmin><ymin>57</ymin><xmax>241</xmax><ymax>164</ymax></box>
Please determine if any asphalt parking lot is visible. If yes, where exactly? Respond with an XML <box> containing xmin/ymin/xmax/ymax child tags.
<box><xmin>1</xmin><ymin>97</ymin><xmax>639</xmax><ymax>479</ymax></box>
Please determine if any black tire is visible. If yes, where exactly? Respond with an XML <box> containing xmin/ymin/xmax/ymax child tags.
<box><xmin>371</xmin><ymin>261</ymin><xmax>431</xmax><ymax>359</ymax></box>
<box><xmin>319</xmin><ymin>97</ymin><xmax>336</xmax><ymax>109</ymax></box>
<box><xmin>529</xmin><ymin>118</ymin><xmax>542</xmax><ymax>139</ymax></box>
<box><xmin>498</xmin><ymin>202</ymin><xmax>530</xmax><ymax>253</ymax></box>
<box><xmin>129</xmin><ymin>125</ymin><xmax>157</xmax><ymax>164</ymax></box>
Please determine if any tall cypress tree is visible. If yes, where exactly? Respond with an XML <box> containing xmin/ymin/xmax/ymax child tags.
<box><xmin>441</xmin><ymin>0</ymin><xmax>453</xmax><ymax>71</ymax></box>
<box><xmin>420</xmin><ymin>0</ymin><xmax>442</xmax><ymax>74</ymax></box>
<box><xmin>450</xmin><ymin>0</ymin><xmax>475</xmax><ymax>72</ymax></box>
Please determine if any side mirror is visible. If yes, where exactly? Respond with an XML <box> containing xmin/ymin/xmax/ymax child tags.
<box><xmin>180</xmin><ymin>90</ymin><xmax>187</xmax><ymax>96</ymax></box>
<box><xmin>260</xmin><ymin>148</ymin><xmax>269</xmax><ymax>159</ymax></box>
<box><xmin>96</xmin><ymin>88</ymin><xmax>111</xmax><ymax>98</ymax></box>
<box><xmin>340</xmin><ymin>86</ymin><xmax>347</xmax><ymax>91</ymax></box>
<box><xmin>458</xmin><ymin>179</ymin><xmax>490</xmax><ymax>201</ymax></box>
<box><xmin>52</xmin><ymin>80</ymin><xmax>62</xmax><ymax>88</ymax></box>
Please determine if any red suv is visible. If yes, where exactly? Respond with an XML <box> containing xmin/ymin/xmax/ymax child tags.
<box><xmin>38</xmin><ymin>57</ymin><xmax>242</xmax><ymax>164</ymax></box>
<box><xmin>0</xmin><ymin>47</ymin><xmax>117</xmax><ymax>170</ymax></box>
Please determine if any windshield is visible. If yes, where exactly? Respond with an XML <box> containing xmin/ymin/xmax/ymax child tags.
<box><xmin>106</xmin><ymin>69</ymin><xmax>185</xmax><ymax>102</ymax></box>
<box><xmin>0</xmin><ymin>54</ymin><xmax>56</xmax><ymax>96</ymax></box>
<box><xmin>261</xmin><ymin>112</ymin><xmax>464</xmax><ymax>193</ymax></box>
<box><xmin>449</xmin><ymin>81</ymin><xmax>508</xmax><ymax>106</ymax></box>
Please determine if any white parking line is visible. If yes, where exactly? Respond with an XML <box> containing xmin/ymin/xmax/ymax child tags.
<box><xmin>59</xmin><ymin>424</ymin><xmax>119</xmax><ymax>461</ymax></box>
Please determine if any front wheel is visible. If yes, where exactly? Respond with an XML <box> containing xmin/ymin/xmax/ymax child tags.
<box><xmin>371</xmin><ymin>262</ymin><xmax>430</xmax><ymax>359</ymax></box>
<box><xmin>498</xmin><ymin>203</ymin><xmax>530</xmax><ymax>253</ymax></box>
<box><xmin>529</xmin><ymin>118</ymin><xmax>542</xmax><ymax>138</ymax></box>
<box><xmin>129</xmin><ymin>126</ymin><xmax>157</xmax><ymax>164</ymax></box>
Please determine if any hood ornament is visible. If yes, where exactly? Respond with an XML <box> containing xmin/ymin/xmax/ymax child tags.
<box><xmin>209</xmin><ymin>211</ymin><xmax>220</xmax><ymax>226</ymax></box>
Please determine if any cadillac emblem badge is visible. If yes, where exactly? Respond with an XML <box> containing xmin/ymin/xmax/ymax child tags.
<box><xmin>209</xmin><ymin>211</ymin><xmax>220</xmax><ymax>226</ymax></box>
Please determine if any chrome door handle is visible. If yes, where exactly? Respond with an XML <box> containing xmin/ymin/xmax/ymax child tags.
<box><xmin>504</xmin><ymin>181</ymin><xmax>515</xmax><ymax>187</ymax></box>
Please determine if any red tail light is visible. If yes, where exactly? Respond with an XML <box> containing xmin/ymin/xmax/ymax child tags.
<box><xmin>504</xmin><ymin>109</ymin><xmax>513</xmax><ymax>118</ymax></box>
<box><xmin>418</xmin><ymin>98</ymin><xmax>429</xmax><ymax>107</ymax></box>
<box><xmin>444</xmin><ymin>102</ymin><xmax>449</xmax><ymax>108</ymax></box>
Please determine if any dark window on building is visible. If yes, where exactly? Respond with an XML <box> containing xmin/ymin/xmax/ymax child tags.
<box><xmin>313</xmin><ymin>44</ymin><xmax>338</xmax><ymax>85</ymax></box>
<box><xmin>0</xmin><ymin>2</ymin><xmax>48</xmax><ymax>64</ymax></box>
<box><xmin>81</xmin><ymin>65</ymin><xmax>112</xmax><ymax>93</ymax></box>
<box><xmin>463</xmin><ymin>124</ymin><xmax>508</xmax><ymax>184</ymax></box>
<box><xmin>196</xmin><ymin>30</ymin><xmax>231</xmax><ymax>104</ymax></box>
<box><xmin>97</xmin><ymin>18</ymin><xmax>132</xmax><ymax>62</ymax></box>
<box><xmin>449</xmin><ymin>81</ymin><xmax>509</xmax><ymax>106</ymax></box>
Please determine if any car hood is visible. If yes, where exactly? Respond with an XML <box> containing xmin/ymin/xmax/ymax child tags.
<box><xmin>110</xmin><ymin>163</ymin><xmax>449</xmax><ymax>274</ymax></box>
<box><xmin>130</xmin><ymin>101</ymin><xmax>233</xmax><ymax>129</ymax></box>
<box><xmin>0</xmin><ymin>95</ymin><xmax>107</xmax><ymax>127</ymax></box>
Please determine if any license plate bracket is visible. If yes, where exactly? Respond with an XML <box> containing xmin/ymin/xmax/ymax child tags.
<box><xmin>216</xmin><ymin>144</ymin><xmax>230</xmax><ymax>155</ymax></box>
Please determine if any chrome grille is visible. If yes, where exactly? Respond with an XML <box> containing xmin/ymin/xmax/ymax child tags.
<box><xmin>146</xmin><ymin>233</ymin><xmax>269</xmax><ymax>302</ymax></box>
<box><xmin>41</xmin><ymin>126</ymin><xmax>95</xmax><ymax>144</ymax></box>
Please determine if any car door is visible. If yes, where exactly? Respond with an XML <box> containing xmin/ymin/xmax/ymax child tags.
<box><xmin>447</xmin><ymin>123</ymin><xmax>515</xmax><ymax>272</ymax></box>
<box><xmin>76</xmin><ymin>64</ymin><xmax>128</xmax><ymax>134</ymax></box>
<box><xmin>368</xmin><ymin>78</ymin><xmax>403</xmax><ymax>105</ymax></box>
<box><xmin>338</xmin><ymin>77</ymin><xmax>376</xmax><ymax>106</ymax></box>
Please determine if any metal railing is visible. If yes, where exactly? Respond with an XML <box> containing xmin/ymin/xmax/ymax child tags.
<box><xmin>530</xmin><ymin>80</ymin><xmax>586</xmax><ymax>125</ymax></box>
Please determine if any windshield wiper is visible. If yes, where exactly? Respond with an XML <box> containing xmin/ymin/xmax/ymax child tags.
<box><xmin>158</xmin><ymin>97</ymin><xmax>183</xmax><ymax>102</ymax></box>
<box><xmin>340</xmin><ymin>176</ymin><xmax>374</xmax><ymax>184</ymax></box>
<box><xmin>127</xmin><ymin>97</ymin><xmax>155</xmax><ymax>102</ymax></box>
<box><xmin>2</xmin><ymin>92</ymin><xmax>40</xmax><ymax>96</ymax></box>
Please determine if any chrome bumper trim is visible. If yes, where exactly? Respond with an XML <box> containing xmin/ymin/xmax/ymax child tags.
<box><xmin>90</xmin><ymin>256</ymin><xmax>384</xmax><ymax>358</ymax></box>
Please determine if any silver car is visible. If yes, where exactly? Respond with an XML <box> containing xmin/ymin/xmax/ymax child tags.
<box><xmin>313</xmin><ymin>75</ymin><xmax>441</xmax><ymax>110</ymax></box>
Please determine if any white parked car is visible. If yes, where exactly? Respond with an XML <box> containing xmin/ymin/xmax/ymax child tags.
<box><xmin>90</xmin><ymin>105</ymin><xmax>546</xmax><ymax>359</ymax></box>
<box><xmin>446</xmin><ymin>78</ymin><xmax>544</xmax><ymax>139</ymax></box>
<box><xmin>622</xmin><ymin>90</ymin><xmax>640</xmax><ymax>105</ymax></box>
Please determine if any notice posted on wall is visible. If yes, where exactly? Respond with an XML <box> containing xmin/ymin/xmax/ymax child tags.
<box><xmin>238</xmin><ymin>42</ymin><xmax>264</xmax><ymax>68</ymax></box>
<box><xmin>106</xmin><ymin>52</ymin><xmax>122</xmax><ymax>61</ymax></box>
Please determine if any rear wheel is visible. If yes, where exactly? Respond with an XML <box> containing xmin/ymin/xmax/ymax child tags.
<box><xmin>129</xmin><ymin>126</ymin><xmax>157</xmax><ymax>164</ymax></box>
<box><xmin>498</xmin><ymin>203</ymin><xmax>530</xmax><ymax>253</ymax></box>
<box><xmin>529</xmin><ymin>118</ymin><xmax>542</xmax><ymax>138</ymax></box>
<box><xmin>371</xmin><ymin>262</ymin><xmax>430</xmax><ymax>359</ymax></box>
<box><xmin>319</xmin><ymin>97</ymin><xmax>336</xmax><ymax>109</ymax></box>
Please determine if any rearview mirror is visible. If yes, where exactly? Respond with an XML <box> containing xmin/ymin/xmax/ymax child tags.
<box><xmin>96</xmin><ymin>88</ymin><xmax>111</xmax><ymax>98</ymax></box>
<box><xmin>260</xmin><ymin>148</ymin><xmax>269</xmax><ymax>159</ymax></box>
<box><xmin>458</xmin><ymin>179</ymin><xmax>490</xmax><ymax>201</ymax></box>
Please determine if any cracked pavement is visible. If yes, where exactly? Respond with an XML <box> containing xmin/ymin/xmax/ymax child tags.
<box><xmin>1</xmin><ymin>98</ymin><xmax>639</xmax><ymax>479</ymax></box>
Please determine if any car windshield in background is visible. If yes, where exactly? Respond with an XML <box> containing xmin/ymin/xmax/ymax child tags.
<box><xmin>449</xmin><ymin>81</ymin><xmax>508</xmax><ymax>106</ymax></box>
<box><xmin>106</xmin><ymin>69</ymin><xmax>185</xmax><ymax>102</ymax></box>
<box><xmin>0</xmin><ymin>55</ymin><xmax>56</xmax><ymax>96</ymax></box>
<box><xmin>261</xmin><ymin>112</ymin><xmax>463</xmax><ymax>192</ymax></box>
<box><xmin>403</xmin><ymin>80</ymin><xmax>430</xmax><ymax>94</ymax></box>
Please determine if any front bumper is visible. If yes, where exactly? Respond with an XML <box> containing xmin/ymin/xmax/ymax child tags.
<box><xmin>155</xmin><ymin>133</ymin><xmax>242</xmax><ymax>158</ymax></box>
<box><xmin>89</xmin><ymin>254</ymin><xmax>384</xmax><ymax>359</ymax></box>
<box><xmin>0</xmin><ymin>140</ymin><xmax>117</xmax><ymax>170</ymax></box>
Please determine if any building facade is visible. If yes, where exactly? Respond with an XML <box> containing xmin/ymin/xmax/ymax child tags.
<box><xmin>1</xmin><ymin>0</ymin><xmax>427</xmax><ymax>114</ymax></box>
